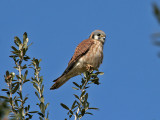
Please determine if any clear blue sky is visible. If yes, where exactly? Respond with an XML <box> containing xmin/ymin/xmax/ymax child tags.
<box><xmin>0</xmin><ymin>0</ymin><xmax>160</xmax><ymax>120</ymax></box>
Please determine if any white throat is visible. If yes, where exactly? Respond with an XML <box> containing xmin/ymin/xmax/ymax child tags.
<box><xmin>94</xmin><ymin>35</ymin><xmax>99</xmax><ymax>40</ymax></box>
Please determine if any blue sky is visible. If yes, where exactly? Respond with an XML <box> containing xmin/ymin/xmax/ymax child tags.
<box><xmin>0</xmin><ymin>0</ymin><xmax>160</xmax><ymax>120</ymax></box>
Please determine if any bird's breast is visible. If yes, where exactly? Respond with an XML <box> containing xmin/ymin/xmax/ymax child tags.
<box><xmin>78</xmin><ymin>40</ymin><xmax>103</xmax><ymax>69</ymax></box>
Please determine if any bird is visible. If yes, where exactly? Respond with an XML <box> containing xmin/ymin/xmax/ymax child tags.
<box><xmin>50</xmin><ymin>30</ymin><xmax>106</xmax><ymax>90</ymax></box>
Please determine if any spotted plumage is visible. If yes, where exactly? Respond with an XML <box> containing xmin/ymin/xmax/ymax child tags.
<box><xmin>50</xmin><ymin>30</ymin><xmax>106</xmax><ymax>90</ymax></box>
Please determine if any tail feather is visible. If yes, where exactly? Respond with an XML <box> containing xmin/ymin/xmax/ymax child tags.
<box><xmin>50</xmin><ymin>75</ymin><xmax>69</xmax><ymax>90</ymax></box>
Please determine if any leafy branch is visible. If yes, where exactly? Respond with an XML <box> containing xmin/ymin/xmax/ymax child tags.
<box><xmin>0</xmin><ymin>32</ymin><xmax>49</xmax><ymax>120</ymax></box>
<box><xmin>61</xmin><ymin>70</ymin><xmax>104</xmax><ymax>120</ymax></box>
<box><xmin>0</xmin><ymin>32</ymin><xmax>33</xmax><ymax>119</ymax></box>
<box><xmin>29</xmin><ymin>58</ymin><xmax>49</xmax><ymax>120</ymax></box>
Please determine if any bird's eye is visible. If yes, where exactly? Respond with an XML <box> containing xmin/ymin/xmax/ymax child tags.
<box><xmin>97</xmin><ymin>34</ymin><xmax>101</xmax><ymax>36</ymax></box>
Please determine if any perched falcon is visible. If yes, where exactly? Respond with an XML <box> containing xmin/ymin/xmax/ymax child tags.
<box><xmin>50</xmin><ymin>30</ymin><xmax>106</xmax><ymax>90</ymax></box>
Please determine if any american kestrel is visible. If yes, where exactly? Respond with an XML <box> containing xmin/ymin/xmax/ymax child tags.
<box><xmin>50</xmin><ymin>30</ymin><xmax>106</xmax><ymax>90</ymax></box>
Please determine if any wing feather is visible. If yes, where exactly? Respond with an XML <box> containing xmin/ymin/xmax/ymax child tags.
<box><xmin>61</xmin><ymin>39</ymin><xmax>94</xmax><ymax>76</ymax></box>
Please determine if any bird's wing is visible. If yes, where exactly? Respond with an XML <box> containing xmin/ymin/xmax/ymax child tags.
<box><xmin>59</xmin><ymin>39</ymin><xmax>94</xmax><ymax>78</ymax></box>
<box><xmin>69</xmin><ymin>39</ymin><xmax>94</xmax><ymax>64</ymax></box>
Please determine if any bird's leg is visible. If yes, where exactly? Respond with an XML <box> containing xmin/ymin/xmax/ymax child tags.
<box><xmin>86</xmin><ymin>64</ymin><xmax>94</xmax><ymax>72</ymax></box>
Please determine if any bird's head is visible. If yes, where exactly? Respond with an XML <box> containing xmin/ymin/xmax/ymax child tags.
<box><xmin>90</xmin><ymin>30</ymin><xmax>106</xmax><ymax>44</ymax></box>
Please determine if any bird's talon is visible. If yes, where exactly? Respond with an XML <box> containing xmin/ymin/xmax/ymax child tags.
<box><xmin>86</xmin><ymin>64</ymin><xmax>94</xmax><ymax>72</ymax></box>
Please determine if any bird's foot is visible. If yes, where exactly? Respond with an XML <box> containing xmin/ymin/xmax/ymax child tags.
<box><xmin>86</xmin><ymin>64</ymin><xmax>94</xmax><ymax>72</ymax></box>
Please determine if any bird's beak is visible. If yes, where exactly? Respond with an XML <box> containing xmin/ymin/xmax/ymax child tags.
<box><xmin>101</xmin><ymin>35</ymin><xmax>106</xmax><ymax>40</ymax></box>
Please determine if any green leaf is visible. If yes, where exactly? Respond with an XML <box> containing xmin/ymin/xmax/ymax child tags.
<box><xmin>17</xmin><ymin>91</ymin><xmax>23</xmax><ymax>99</ymax></box>
<box><xmin>19</xmin><ymin>43</ymin><xmax>22</xmax><ymax>50</ymax></box>
<box><xmin>14</xmin><ymin>36</ymin><xmax>21</xmax><ymax>45</ymax></box>
<box><xmin>15</xmin><ymin>100</ymin><xmax>18</xmax><ymax>107</ymax></box>
<box><xmin>11</xmin><ymin>46</ymin><xmax>18</xmax><ymax>51</ymax></box>
<box><xmin>24</xmin><ymin>56</ymin><xmax>30</xmax><ymax>61</ymax></box>
<box><xmin>84</xmin><ymin>71</ymin><xmax>90</xmax><ymax>79</ymax></box>
<box><xmin>39</xmin><ymin>103</ymin><xmax>45</xmax><ymax>114</ymax></box>
<box><xmin>73</xmin><ymin>82</ymin><xmax>80</xmax><ymax>88</ymax></box>
<box><xmin>90</xmin><ymin>79</ymin><xmax>97</xmax><ymax>84</ymax></box>
<box><xmin>81</xmin><ymin>78</ymin><xmax>85</xmax><ymax>85</ymax></box>
<box><xmin>95</xmin><ymin>72</ymin><xmax>104</xmax><ymax>75</ymax></box>
<box><xmin>69</xmin><ymin>110</ymin><xmax>73</xmax><ymax>115</ymax></box>
<box><xmin>71</xmin><ymin>100</ymin><xmax>77</xmax><ymax>110</ymax></box>
<box><xmin>35</xmin><ymin>91</ymin><xmax>40</xmax><ymax>100</ymax></box>
<box><xmin>16</xmin><ymin>75</ymin><xmax>21</xmax><ymax>80</ymax></box>
<box><xmin>85</xmin><ymin>93</ymin><xmax>88</xmax><ymax>101</ymax></box>
<box><xmin>9</xmin><ymin>97</ymin><xmax>12</xmax><ymax>105</ymax></box>
<box><xmin>26</xmin><ymin>113</ymin><xmax>33</xmax><ymax>119</ymax></box>
<box><xmin>86</xmin><ymin>102</ymin><xmax>89</xmax><ymax>109</ymax></box>
<box><xmin>34</xmin><ymin>58</ymin><xmax>39</xmax><ymax>67</ymax></box>
<box><xmin>41</xmin><ymin>85</ymin><xmax>44</xmax><ymax>95</ymax></box>
<box><xmin>22</xmin><ymin>64</ymin><xmax>27</xmax><ymax>69</ymax></box>
<box><xmin>29</xmin><ymin>111</ymin><xmax>38</xmax><ymax>113</ymax></box>
<box><xmin>39</xmin><ymin>59</ymin><xmax>42</xmax><ymax>62</ymax></box>
<box><xmin>91</xmin><ymin>73</ymin><xmax>97</xmax><ymax>77</ymax></box>
<box><xmin>83</xmin><ymin>72</ymin><xmax>87</xmax><ymax>78</ymax></box>
<box><xmin>14</xmin><ymin>39</ymin><xmax>19</xmax><ymax>47</ymax></box>
<box><xmin>11</xmin><ymin>50</ymin><xmax>20</xmax><ymax>55</ymax></box>
<box><xmin>84</xmin><ymin>86</ymin><xmax>90</xmax><ymax>89</ymax></box>
<box><xmin>60</xmin><ymin>103</ymin><xmax>69</xmax><ymax>110</ymax></box>
<box><xmin>24</xmin><ymin>97</ymin><xmax>28</xmax><ymax>102</ymax></box>
<box><xmin>23</xmin><ymin>79</ymin><xmax>30</xmax><ymax>84</ymax></box>
<box><xmin>39</xmin><ymin>76</ymin><xmax>43</xmax><ymax>84</ymax></box>
<box><xmin>23</xmin><ymin>32</ymin><xmax>28</xmax><ymax>41</ymax></box>
<box><xmin>12</xmin><ymin>79</ymin><xmax>17</xmax><ymax>82</ymax></box>
<box><xmin>21</xmin><ymin>74</ymin><xmax>24</xmax><ymax>81</ymax></box>
<box><xmin>9</xmin><ymin>55</ymin><xmax>18</xmax><ymax>58</ymax></box>
<box><xmin>1</xmin><ymin>89</ymin><xmax>8</xmax><ymax>92</ymax></box>
<box><xmin>24</xmin><ymin>70</ymin><xmax>28</xmax><ymax>79</ymax></box>
<box><xmin>33</xmin><ymin>83</ymin><xmax>39</xmax><ymax>91</ymax></box>
<box><xmin>85</xmin><ymin>112</ymin><xmax>93</xmax><ymax>115</ymax></box>
<box><xmin>23</xmin><ymin>48</ymin><xmax>27</xmax><ymax>56</ymax></box>
<box><xmin>0</xmin><ymin>96</ymin><xmax>9</xmax><ymax>100</ymax></box>
<box><xmin>28</xmin><ymin>105</ymin><xmax>30</xmax><ymax>111</ymax></box>
<box><xmin>45</xmin><ymin>103</ymin><xmax>49</xmax><ymax>110</ymax></box>
<box><xmin>25</xmin><ymin>107</ymin><xmax>28</xmax><ymax>112</ymax></box>
<box><xmin>41</xmin><ymin>96</ymin><xmax>44</xmax><ymax>103</ymax></box>
<box><xmin>38</xmin><ymin>112</ymin><xmax>44</xmax><ymax>117</ymax></box>
<box><xmin>72</xmin><ymin>87</ymin><xmax>79</xmax><ymax>90</ymax></box>
<box><xmin>81</xmin><ymin>109</ymin><xmax>85</xmax><ymax>116</ymax></box>
<box><xmin>23</xmin><ymin>37</ymin><xmax>28</xmax><ymax>49</ymax></box>
<box><xmin>76</xmin><ymin>101</ymin><xmax>80</xmax><ymax>106</ymax></box>
<box><xmin>81</xmin><ymin>90</ymin><xmax>86</xmax><ymax>97</ymax></box>
<box><xmin>47</xmin><ymin>111</ymin><xmax>49</xmax><ymax>118</ymax></box>
<box><xmin>31</xmin><ymin>78</ymin><xmax>39</xmax><ymax>84</ymax></box>
<box><xmin>28</xmin><ymin>42</ymin><xmax>33</xmax><ymax>48</ymax></box>
<box><xmin>73</xmin><ymin>94</ymin><xmax>79</xmax><ymax>100</ymax></box>
<box><xmin>12</xmin><ymin>83</ymin><xmax>19</xmax><ymax>94</ymax></box>
<box><xmin>69</xmin><ymin>114</ymin><xmax>72</xmax><ymax>118</ymax></box>
<box><xmin>6</xmin><ymin>71</ymin><xmax>9</xmax><ymax>76</ymax></box>
<box><xmin>88</xmin><ymin>107</ymin><xmax>99</xmax><ymax>110</ymax></box>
